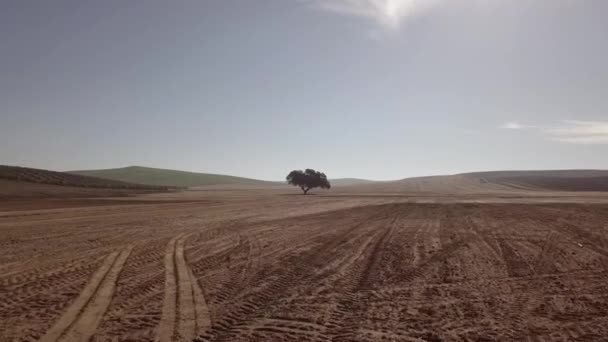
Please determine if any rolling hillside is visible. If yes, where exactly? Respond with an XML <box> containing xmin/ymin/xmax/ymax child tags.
<box><xmin>0</xmin><ymin>165</ymin><xmax>175</xmax><ymax>197</ymax></box>
<box><xmin>330</xmin><ymin>178</ymin><xmax>377</xmax><ymax>187</ymax></box>
<box><xmin>465</xmin><ymin>170</ymin><xmax>608</xmax><ymax>191</ymax></box>
<box><xmin>342</xmin><ymin>170</ymin><xmax>608</xmax><ymax>194</ymax></box>
<box><xmin>69</xmin><ymin>166</ymin><xmax>280</xmax><ymax>187</ymax></box>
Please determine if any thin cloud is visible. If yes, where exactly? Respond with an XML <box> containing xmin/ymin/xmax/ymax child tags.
<box><xmin>502</xmin><ymin>120</ymin><xmax>608</xmax><ymax>144</ymax></box>
<box><xmin>551</xmin><ymin>136</ymin><xmax>608</xmax><ymax>144</ymax></box>
<box><xmin>547</xmin><ymin>120</ymin><xmax>608</xmax><ymax>144</ymax></box>
<box><xmin>500</xmin><ymin>121</ymin><xmax>527</xmax><ymax>130</ymax></box>
<box><xmin>309</xmin><ymin>0</ymin><xmax>439</xmax><ymax>29</ymax></box>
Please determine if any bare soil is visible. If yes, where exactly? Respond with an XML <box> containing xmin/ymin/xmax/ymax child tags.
<box><xmin>2</xmin><ymin>190</ymin><xmax>608</xmax><ymax>341</ymax></box>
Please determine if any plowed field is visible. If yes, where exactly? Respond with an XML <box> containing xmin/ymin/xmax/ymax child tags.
<box><xmin>2</xmin><ymin>194</ymin><xmax>608</xmax><ymax>341</ymax></box>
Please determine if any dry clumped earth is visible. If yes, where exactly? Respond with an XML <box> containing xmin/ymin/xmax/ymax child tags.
<box><xmin>3</xmin><ymin>186</ymin><xmax>608</xmax><ymax>341</ymax></box>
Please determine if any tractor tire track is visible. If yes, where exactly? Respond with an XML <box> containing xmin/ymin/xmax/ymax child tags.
<box><xmin>198</xmin><ymin>205</ymin><xmax>396</xmax><ymax>342</ymax></box>
<box><xmin>326</xmin><ymin>212</ymin><xmax>402</xmax><ymax>342</ymax></box>
<box><xmin>39</xmin><ymin>245</ymin><xmax>133</xmax><ymax>342</ymax></box>
<box><xmin>157</xmin><ymin>233</ymin><xmax>210</xmax><ymax>342</ymax></box>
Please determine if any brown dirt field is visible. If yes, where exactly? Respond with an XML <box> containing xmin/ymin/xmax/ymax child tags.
<box><xmin>3</xmin><ymin>191</ymin><xmax>608</xmax><ymax>341</ymax></box>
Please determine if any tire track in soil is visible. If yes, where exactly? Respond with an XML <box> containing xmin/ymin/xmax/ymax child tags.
<box><xmin>0</xmin><ymin>259</ymin><xmax>103</xmax><ymax>341</ymax></box>
<box><xmin>325</xmin><ymin>210</ymin><xmax>402</xmax><ymax>342</ymax></box>
<box><xmin>243</xmin><ymin>217</ymin><xmax>392</xmax><ymax>341</ymax></box>
<box><xmin>472</xmin><ymin>209</ymin><xmax>550</xmax><ymax>340</ymax></box>
<box><xmin>245</xmin><ymin>220</ymin><xmax>390</xmax><ymax>341</ymax></box>
<box><xmin>196</xmin><ymin>205</ymin><xmax>396</xmax><ymax>342</ymax></box>
<box><xmin>533</xmin><ymin>232</ymin><xmax>560</xmax><ymax>275</ymax></box>
<box><xmin>90</xmin><ymin>237</ymin><xmax>168</xmax><ymax>340</ymax></box>
<box><xmin>39</xmin><ymin>245</ymin><xmax>133</xmax><ymax>342</ymax></box>
<box><xmin>325</xmin><ymin>206</ymin><xmax>475</xmax><ymax>342</ymax></box>
<box><xmin>157</xmin><ymin>233</ymin><xmax>210</xmax><ymax>342</ymax></box>
<box><xmin>322</xmin><ymin>207</ymin><xmax>455</xmax><ymax>341</ymax></box>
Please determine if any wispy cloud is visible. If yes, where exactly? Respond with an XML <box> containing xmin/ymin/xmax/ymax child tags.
<box><xmin>309</xmin><ymin>0</ymin><xmax>439</xmax><ymax>29</ymax></box>
<box><xmin>501</xmin><ymin>120</ymin><xmax>608</xmax><ymax>144</ymax></box>
<box><xmin>500</xmin><ymin>121</ymin><xmax>528</xmax><ymax>130</ymax></box>
<box><xmin>547</xmin><ymin>120</ymin><xmax>608</xmax><ymax>144</ymax></box>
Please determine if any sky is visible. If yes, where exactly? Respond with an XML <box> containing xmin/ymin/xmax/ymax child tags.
<box><xmin>1</xmin><ymin>0</ymin><xmax>607</xmax><ymax>181</ymax></box>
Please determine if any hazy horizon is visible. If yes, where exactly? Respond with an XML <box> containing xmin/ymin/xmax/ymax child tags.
<box><xmin>56</xmin><ymin>164</ymin><xmax>608</xmax><ymax>183</ymax></box>
<box><xmin>2</xmin><ymin>1</ymin><xmax>608</xmax><ymax>181</ymax></box>
<box><xmin>3</xmin><ymin>162</ymin><xmax>607</xmax><ymax>183</ymax></box>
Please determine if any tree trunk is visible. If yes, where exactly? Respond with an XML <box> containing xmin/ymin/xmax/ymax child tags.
<box><xmin>303</xmin><ymin>187</ymin><xmax>310</xmax><ymax>195</ymax></box>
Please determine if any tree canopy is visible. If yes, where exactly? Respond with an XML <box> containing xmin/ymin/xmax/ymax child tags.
<box><xmin>286</xmin><ymin>169</ymin><xmax>331</xmax><ymax>195</ymax></box>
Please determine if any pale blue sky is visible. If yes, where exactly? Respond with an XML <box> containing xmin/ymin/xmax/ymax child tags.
<box><xmin>1</xmin><ymin>0</ymin><xmax>607</xmax><ymax>180</ymax></box>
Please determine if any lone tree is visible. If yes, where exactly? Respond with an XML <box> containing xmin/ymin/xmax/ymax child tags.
<box><xmin>286</xmin><ymin>169</ymin><xmax>331</xmax><ymax>195</ymax></box>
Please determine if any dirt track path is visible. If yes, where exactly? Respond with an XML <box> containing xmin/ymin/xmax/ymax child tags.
<box><xmin>39</xmin><ymin>246</ymin><xmax>132</xmax><ymax>342</ymax></box>
<box><xmin>157</xmin><ymin>234</ymin><xmax>210</xmax><ymax>342</ymax></box>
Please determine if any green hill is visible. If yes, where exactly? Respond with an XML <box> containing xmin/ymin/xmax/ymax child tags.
<box><xmin>0</xmin><ymin>165</ymin><xmax>173</xmax><ymax>191</ymax></box>
<box><xmin>68</xmin><ymin>166</ymin><xmax>280</xmax><ymax>187</ymax></box>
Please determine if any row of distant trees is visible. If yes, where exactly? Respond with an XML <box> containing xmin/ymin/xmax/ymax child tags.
<box><xmin>286</xmin><ymin>169</ymin><xmax>330</xmax><ymax>195</ymax></box>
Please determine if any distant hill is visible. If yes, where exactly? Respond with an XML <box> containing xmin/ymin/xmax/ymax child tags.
<box><xmin>340</xmin><ymin>170</ymin><xmax>608</xmax><ymax>193</ymax></box>
<box><xmin>330</xmin><ymin>178</ymin><xmax>377</xmax><ymax>187</ymax></box>
<box><xmin>464</xmin><ymin>170</ymin><xmax>608</xmax><ymax>192</ymax></box>
<box><xmin>0</xmin><ymin>165</ymin><xmax>173</xmax><ymax>192</ymax></box>
<box><xmin>69</xmin><ymin>166</ymin><xmax>280</xmax><ymax>187</ymax></box>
